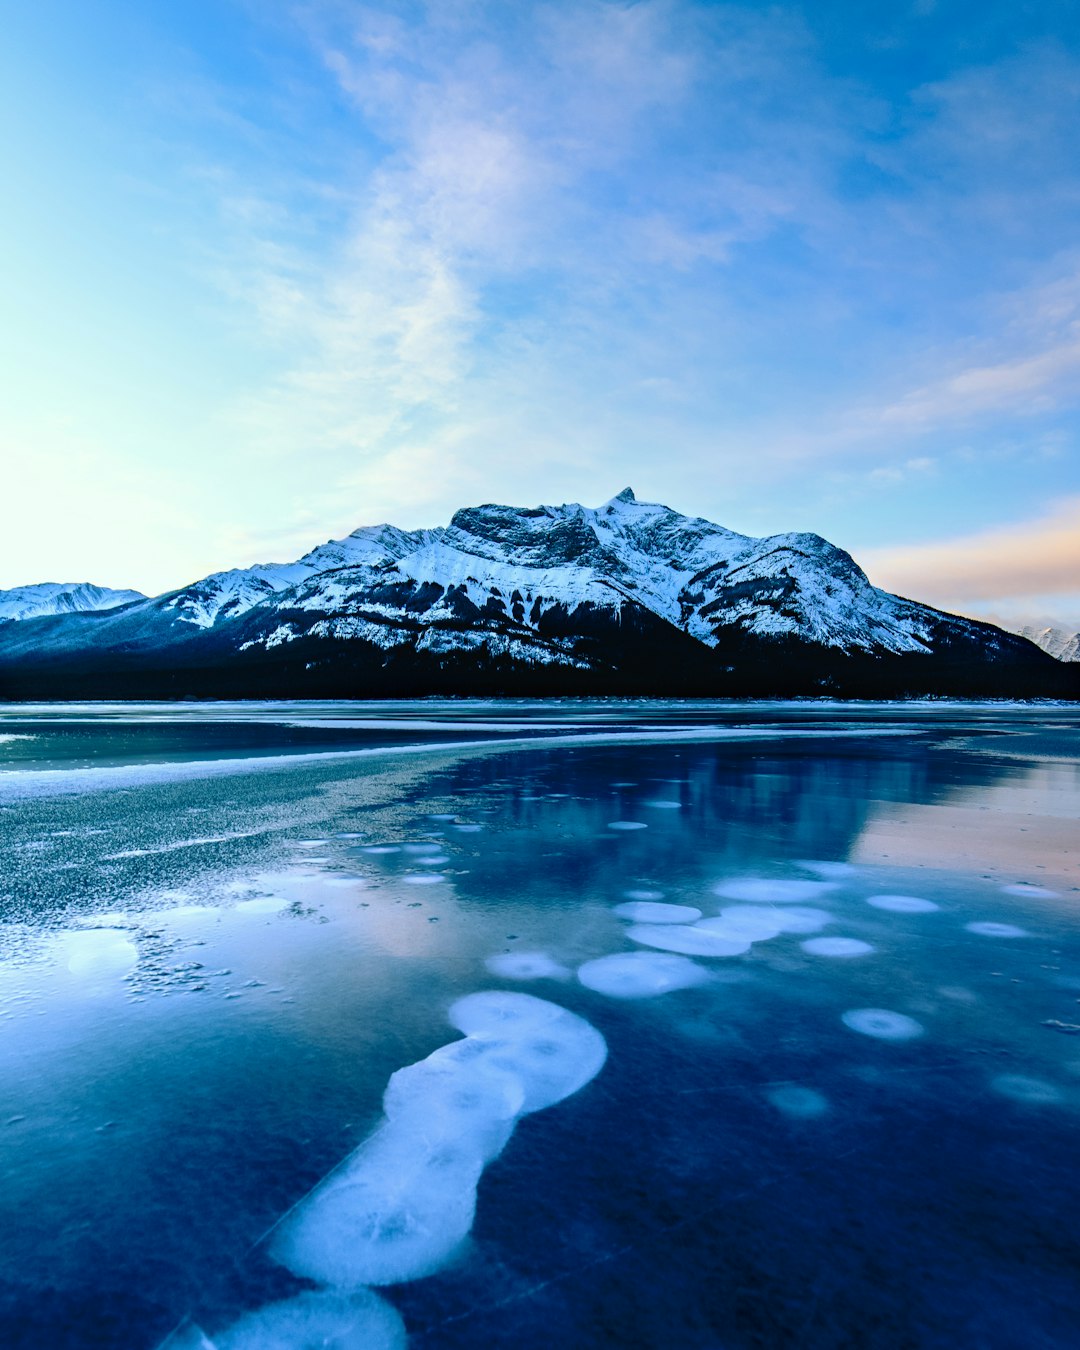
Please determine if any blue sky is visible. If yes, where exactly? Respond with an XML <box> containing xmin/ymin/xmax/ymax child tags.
<box><xmin>3</xmin><ymin>0</ymin><xmax>1079</xmax><ymax>624</ymax></box>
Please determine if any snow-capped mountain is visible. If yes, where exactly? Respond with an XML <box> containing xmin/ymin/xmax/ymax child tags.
<box><xmin>1010</xmin><ymin>624</ymin><xmax>1080</xmax><ymax>663</ymax></box>
<box><xmin>0</xmin><ymin>582</ymin><xmax>144</xmax><ymax>623</ymax></box>
<box><xmin>0</xmin><ymin>491</ymin><xmax>1072</xmax><ymax>698</ymax></box>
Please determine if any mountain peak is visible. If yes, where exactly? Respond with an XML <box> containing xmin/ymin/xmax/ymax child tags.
<box><xmin>612</xmin><ymin>487</ymin><xmax>636</xmax><ymax>504</ymax></box>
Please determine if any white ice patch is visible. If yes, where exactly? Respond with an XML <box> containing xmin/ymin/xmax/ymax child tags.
<box><xmin>275</xmin><ymin>993</ymin><xmax>606</xmax><ymax>1289</ymax></box>
<box><xmin>841</xmin><ymin>1008</ymin><xmax>924</xmax><ymax>1041</ymax></box>
<box><xmin>622</xmin><ymin>889</ymin><xmax>664</xmax><ymax>902</ymax></box>
<box><xmin>403</xmin><ymin>874</ymin><xmax>445</xmax><ymax>885</ymax></box>
<box><xmin>1001</xmin><ymin>883</ymin><xmax>1059</xmax><ymax>898</ymax></box>
<box><xmin>63</xmin><ymin>930</ymin><xmax>138</xmax><ymax>978</ymax></box>
<box><xmin>644</xmin><ymin>800</ymin><xmax>682</xmax><ymax>810</ymax></box>
<box><xmin>578</xmin><ymin>951</ymin><xmax>709</xmax><ymax>999</ymax></box>
<box><xmin>418</xmin><ymin>855</ymin><xmax>451</xmax><ymax>866</ymax></box>
<box><xmin>965</xmin><ymin>922</ymin><xmax>1030</xmax><ymax>938</ymax></box>
<box><xmin>216</xmin><ymin>1289</ymin><xmax>406</xmax><ymax>1350</ymax></box>
<box><xmin>797</xmin><ymin>860</ymin><xmax>857</xmax><ymax>879</ymax></box>
<box><xmin>866</xmin><ymin>894</ymin><xmax>940</xmax><ymax>913</ymax></box>
<box><xmin>362</xmin><ymin>845</ymin><xmax>401</xmax><ymax>855</ymax></box>
<box><xmin>485</xmin><ymin>952</ymin><xmax>570</xmax><ymax>981</ymax></box>
<box><xmin>766</xmin><ymin>1085</ymin><xmax>829</xmax><ymax>1119</ymax></box>
<box><xmin>454</xmin><ymin>823</ymin><xmax>483</xmax><ymax>833</ymax></box>
<box><xmin>403</xmin><ymin>842</ymin><xmax>443</xmax><ymax>855</ymax></box>
<box><xmin>607</xmin><ymin>820</ymin><xmax>648</xmax><ymax>831</ymax></box>
<box><xmin>696</xmin><ymin>911</ymin><xmax>783</xmax><ymax>942</ymax></box>
<box><xmin>801</xmin><ymin>937</ymin><xmax>875</xmax><ymax>959</ymax></box>
<box><xmin>713</xmin><ymin>877</ymin><xmax>838</xmax><ymax>904</ymax></box>
<box><xmin>991</xmin><ymin>1074</ymin><xmax>1062</xmax><ymax>1105</ymax></box>
<box><xmin>613</xmin><ymin>901</ymin><xmax>702</xmax><ymax>924</ymax></box>
<box><xmin>627</xmin><ymin>924</ymin><xmax>751</xmax><ymax>957</ymax></box>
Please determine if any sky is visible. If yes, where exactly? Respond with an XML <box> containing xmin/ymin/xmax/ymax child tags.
<box><xmin>2</xmin><ymin>0</ymin><xmax>1079</xmax><ymax>627</ymax></box>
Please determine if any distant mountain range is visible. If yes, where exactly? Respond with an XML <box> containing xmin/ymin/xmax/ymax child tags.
<box><xmin>1008</xmin><ymin>623</ymin><xmax>1080</xmax><ymax>664</ymax></box>
<box><xmin>0</xmin><ymin>490</ymin><xmax>1074</xmax><ymax>698</ymax></box>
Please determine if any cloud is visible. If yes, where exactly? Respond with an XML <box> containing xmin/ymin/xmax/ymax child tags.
<box><xmin>860</xmin><ymin>497</ymin><xmax>1080</xmax><ymax>607</ymax></box>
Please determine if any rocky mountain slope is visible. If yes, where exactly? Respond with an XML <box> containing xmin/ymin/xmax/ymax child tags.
<box><xmin>0</xmin><ymin>490</ymin><xmax>1072</xmax><ymax>698</ymax></box>
<box><xmin>1011</xmin><ymin>623</ymin><xmax>1080</xmax><ymax>663</ymax></box>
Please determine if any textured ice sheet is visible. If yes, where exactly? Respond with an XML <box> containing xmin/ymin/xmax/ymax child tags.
<box><xmin>713</xmin><ymin>877</ymin><xmax>838</xmax><ymax>904</ymax></box>
<box><xmin>613</xmin><ymin>900</ymin><xmax>702</xmax><ymax>924</ymax></box>
<box><xmin>578</xmin><ymin>952</ymin><xmax>709</xmax><ymax>999</ymax></box>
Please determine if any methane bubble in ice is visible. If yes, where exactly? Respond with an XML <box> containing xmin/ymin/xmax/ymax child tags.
<box><xmin>216</xmin><ymin>1289</ymin><xmax>407</xmax><ymax>1350</ymax></box>
<box><xmin>578</xmin><ymin>951</ymin><xmax>709</xmax><ymax>999</ymax></box>
<box><xmin>644</xmin><ymin>800</ymin><xmax>682</xmax><ymax>809</ymax></box>
<box><xmin>771</xmin><ymin>907</ymin><xmax>835</xmax><ymax>934</ymax></box>
<box><xmin>866</xmin><ymin>894</ymin><xmax>940</xmax><ymax>913</ymax></box>
<box><xmin>766</xmin><ymin>1085</ymin><xmax>830</xmax><ymax>1119</ymax></box>
<box><xmin>363</xmin><ymin>845</ymin><xmax>401</xmax><ymax>855</ymax></box>
<box><xmin>991</xmin><ymin>1074</ymin><xmax>1062</xmax><ymax>1105</ymax></box>
<box><xmin>418</xmin><ymin>855</ymin><xmax>451</xmax><ymax>866</ymax></box>
<box><xmin>485</xmin><ymin>951</ymin><xmax>571</xmax><ymax>981</ymax></box>
<box><xmin>448</xmin><ymin>991</ymin><xmax>608</xmax><ymax>1113</ymax></box>
<box><xmin>1001</xmin><ymin>883</ymin><xmax>1058</xmax><ymax>898</ymax></box>
<box><xmin>842</xmin><ymin>1008</ymin><xmax>925</xmax><ymax>1041</ymax></box>
<box><xmin>608</xmin><ymin>820</ymin><xmax>648</xmax><ymax>831</ymax></box>
<box><xmin>275</xmin><ymin>992</ymin><xmax>606</xmax><ymax>1290</ymax></box>
<box><xmin>404</xmin><ymin>842</ymin><xmax>442</xmax><ymax>854</ymax></box>
<box><xmin>403</xmin><ymin>873</ymin><xmax>445</xmax><ymax>885</ymax></box>
<box><xmin>714</xmin><ymin>877</ymin><xmax>838</xmax><ymax>904</ymax></box>
<box><xmin>623</xmin><ymin>889</ymin><xmax>664</xmax><ymax>902</ymax></box>
<box><xmin>801</xmin><ymin>937</ymin><xmax>875</xmax><ymax>958</ymax></box>
<box><xmin>965</xmin><ymin>922</ymin><xmax>1030</xmax><ymax>938</ymax></box>
<box><xmin>696</xmin><ymin>911</ymin><xmax>783</xmax><ymax>942</ymax></box>
<box><xmin>627</xmin><ymin>924</ymin><xmax>751</xmax><ymax>957</ymax></box>
<box><xmin>798</xmin><ymin>860</ymin><xmax>857</xmax><ymax>879</ymax></box>
<box><xmin>454</xmin><ymin>823</ymin><xmax>483</xmax><ymax>833</ymax></box>
<box><xmin>613</xmin><ymin>900</ymin><xmax>702</xmax><ymax>924</ymax></box>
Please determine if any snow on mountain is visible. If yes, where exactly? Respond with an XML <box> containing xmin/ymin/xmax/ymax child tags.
<box><xmin>1011</xmin><ymin>624</ymin><xmax>1080</xmax><ymax>663</ymax></box>
<box><xmin>0</xmin><ymin>582</ymin><xmax>144</xmax><ymax>623</ymax></box>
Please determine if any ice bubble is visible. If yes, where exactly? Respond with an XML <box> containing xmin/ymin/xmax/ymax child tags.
<box><xmin>418</xmin><ymin>855</ymin><xmax>451</xmax><ymax>866</ymax></box>
<box><xmin>384</xmin><ymin>1043</ymin><xmax>525</xmax><ymax>1161</ymax></box>
<box><xmin>644</xmin><ymin>800</ymin><xmax>682</xmax><ymax>809</ymax></box>
<box><xmin>613</xmin><ymin>901</ymin><xmax>702</xmax><ymax>924</ymax></box>
<box><xmin>216</xmin><ymin>1289</ymin><xmax>406</xmax><ymax>1350</ymax></box>
<box><xmin>428</xmin><ymin>813</ymin><xmax>457</xmax><ymax>820</ymax></box>
<box><xmin>485</xmin><ymin>951</ymin><xmax>571</xmax><ymax>981</ymax></box>
<box><xmin>797</xmin><ymin>860</ymin><xmax>857</xmax><ymax>879</ymax></box>
<box><xmin>627</xmin><ymin>924</ymin><xmax>751</xmax><ymax>957</ymax></box>
<box><xmin>578</xmin><ymin>952</ymin><xmax>709</xmax><ymax>999</ymax></box>
<box><xmin>623</xmin><ymin>889</ymin><xmax>664</xmax><ymax>902</ymax></box>
<box><xmin>841</xmin><ymin>1008</ymin><xmax>924</xmax><ymax>1041</ymax></box>
<box><xmin>770</xmin><ymin>906</ymin><xmax>835</xmax><ymax>934</ymax></box>
<box><xmin>274</xmin><ymin>1123</ymin><xmax>483</xmax><ymax>1287</ymax></box>
<box><xmin>607</xmin><ymin>820</ymin><xmax>648</xmax><ymax>831</ymax></box>
<box><xmin>965</xmin><ymin>922</ymin><xmax>1030</xmax><ymax>938</ymax></box>
<box><xmin>363</xmin><ymin>845</ymin><xmax>401</xmax><ymax>855</ymax></box>
<box><xmin>448</xmin><ymin>992</ymin><xmax>608</xmax><ymax>1113</ymax></box>
<box><xmin>801</xmin><ymin>937</ymin><xmax>875</xmax><ymax>958</ymax></box>
<box><xmin>454</xmin><ymin>823</ymin><xmax>483</xmax><ymax>833</ymax></box>
<box><xmin>1001</xmin><ymin>883</ymin><xmax>1059</xmax><ymax>898</ymax></box>
<box><xmin>324</xmin><ymin>875</ymin><xmax>366</xmax><ymax>888</ymax></box>
<box><xmin>403</xmin><ymin>874</ymin><xmax>445</xmax><ymax>885</ymax></box>
<box><xmin>697</xmin><ymin>911</ymin><xmax>783</xmax><ymax>942</ymax></box>
<box><xmin>404</xmin><ymin>842</ymin><xmax>443</xmax><ymax>854</ymax></box>
<box><xmin>991</xmin><ymin>1074</ymin><xmax>1062</xmax><ymax>1104</ymax></box>
<box><xmin>766</xmin><ymin>1084</ymin><xmax>830</xmax><ymax>1119</ymax></box>
<box><xmin>292</xmin><ymin>839</ymin><xmax>330</xmax><ymax>849</ymax></box>
<box><xmin>866</xmin><ymin>894</ymin><xmax>940</xmax><ymax>913</ymax></box>
<box><xmin>713</xmin><ymin>877</ymin><xmax>838</xmax><ymax>904</ymax></box>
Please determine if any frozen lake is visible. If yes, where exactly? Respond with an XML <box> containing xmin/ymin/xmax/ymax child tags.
<box><xmin>0</xmin><ymin>700</ymin><xmax>1078</xmax><ymax>1348</ymax></box>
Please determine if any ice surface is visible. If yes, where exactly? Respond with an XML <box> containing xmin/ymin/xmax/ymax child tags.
<box><xmin>713</xmin><ymin>877</ymin><xmax>838</xmax><ymax>904</ymax></box>
<box><xmin>627</xmin><ymin>924</ymin><xmax>751</xmax><ymax>957</ymax></box>
<box><xmin>578</xmin><ymin>952</ymin><xmax>709</xmax><ymax>999</ymax></box>
<box><xmin>485</xmin><ymin>951</ymin><xmax>571</xmax><ymax>981</ymax></box>
<box><xmin>841</xmin><ymin>1008</ymin><xmax>925</xmax><ymax>1041</ymax></box>
<box><xmin>612</xmin><ymin>901</ymin><xmax>702</xmax><ymax>924</ymax></box>
<box><xmin>801</xmin><ymin>937</ymin><xmax>875</xmax><ymax>958</ymax></box>
<box><xmin>965</xmin><ymin>922</ymin><xmax>1030</xmax><ymax>938</ymax></box>
<box><xmin>865</xmin><ymin>894</ymin><xmax>940</xmax><ymax>913</ymax></box>
<box><xmin>216</xmin><ymin>1289</ymin><xmax>407</xmax><ymax>1350</ymax></box>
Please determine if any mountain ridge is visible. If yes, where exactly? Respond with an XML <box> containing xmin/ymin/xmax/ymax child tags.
<box><xmin>0</xmin><ymin>490</ymin><xmax>1074</xmax><ymax>699</ymax></box>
